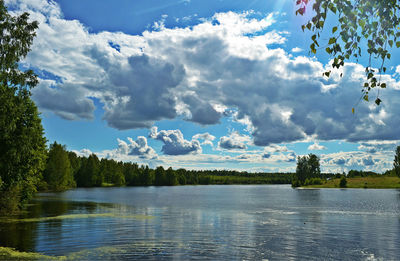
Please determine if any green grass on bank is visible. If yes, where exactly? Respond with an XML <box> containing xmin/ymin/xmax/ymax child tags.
<box><xmin>304</xmin><ymin>176</ymin><xmax>400</xmax><ymax>189</ymax></box>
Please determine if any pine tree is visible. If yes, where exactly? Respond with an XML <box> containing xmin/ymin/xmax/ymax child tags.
<box><xmin>43</xmin><ymin>142</ymin><xmax>76</xmax><ymax>191</ymax></box>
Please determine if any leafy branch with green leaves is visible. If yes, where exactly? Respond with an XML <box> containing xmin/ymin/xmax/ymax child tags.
<box><xmin>296</xmin><ymin>0</ymin><xmax>400</xmax><ymax>109</ymax></box>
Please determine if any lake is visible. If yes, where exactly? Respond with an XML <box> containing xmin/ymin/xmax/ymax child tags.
<box><xmin>1</xmin><ymin>185</ymin><xmax>399</xmax><ymax>260</ymax></box>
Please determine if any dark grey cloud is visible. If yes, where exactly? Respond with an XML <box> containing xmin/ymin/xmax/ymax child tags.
<box><xmin>32</xmin><ymin>81</ymin><xmax>95</xmax><ymax>120</ymax></box>
<box><xmin>149</xmin><ymin>127</ymin><xmax>201</xmax><ymax>155</ymax></box>
<box><xmin>182</xmin><ymin>95</ymin><xmax>221</xmax><ymax>125</ymax></box>
<box><xmin>100</xmin><ymin>54</ymin><xmax>185</xmax><ymax>129</ymax></box>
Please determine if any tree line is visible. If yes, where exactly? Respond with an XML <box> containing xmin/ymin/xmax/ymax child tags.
<box><xmin>293</xmin><ymin>148</ymin><xmax>400</xmax><ymax>187</ymax></box>
<box><xmin>40</xmin><ymin>142</ymin><xmax>293</xmax><ymax>192</ymax></box>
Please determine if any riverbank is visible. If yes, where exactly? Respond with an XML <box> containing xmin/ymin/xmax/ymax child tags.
<box><xmin>304</xmin><ymin>176</ymin><xmax>400</xmax><ymax>189</ymax></box>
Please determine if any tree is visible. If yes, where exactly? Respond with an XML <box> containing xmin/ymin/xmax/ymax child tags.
<box><xmin>296</xmin><ymin>0</ymin><xmax>400</xmax><ymax>106</ymax></box>
<box><xmin>138</xmin><ymin>165</ymin><xmax>153</xmax><ymax>186</ymax></box>
<box><xmin>111</xmin><ymin>161</ymin><xmax>125</xmax><ymax>186</ymax></box>
<box><xmin>76</xmin><ymin>154</ymin><xmax>101</xmax><ymax>187</ymax></box>
<box><xmin>43</xmin><ymin>142</ymin><xmax>76</xmax><ymax>191</ymax></box>
<box><xmin>339</xmin><ymin>175</ymin><xmax>347</xmax><ymax>188</ymax></box>
<box><xmin>165</xmin><ymin>167</ymin><xmax>178</xmax><ymax>186</ymax></box>
<box><xmin>154</xmin><ymin>166</ymin><xmax>166</xmax><ymax>186</ymax></box>
<box><xmin>0</xmin><ymin>1</ymin><xmax>46</xmax><ymax>213</ymax></box>
<box><xmin>293</xmin><ymin>153</ymin><xmax>321</xmax><ymax>186</ymax></box>
<box><xmin>68</xmin><ymin>151</ymin><xmax>81</xmax><ymax>178</ymax></box>
<box><xmin>294</xmin><ymin>156</ymin><xmax>309</xmax><ymax>186</ymax></box>
<box><xmin>123</xmin><ymin>162</ymin><xmax>139</xmax><ymax>185</ymax></box>
<box><xmin>394</xmin><ymin>145</ymin><xmax>400</xmax><ymax>177</ymax></box>
<box><xmin>307</xmin><ymin>154</ymin><xmax>321</xmax><ymax>178</ymax></box>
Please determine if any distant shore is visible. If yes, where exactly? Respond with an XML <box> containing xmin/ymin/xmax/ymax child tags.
<box><xmin>303</xmin><ymin>176</ymin><xmax>400</xmax><ymax>189</ymax></box>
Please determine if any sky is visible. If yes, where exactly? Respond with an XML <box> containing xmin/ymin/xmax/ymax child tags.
<box><xmin>5</xmin><ymin>0</ymin><xmax>400</xmax><ymax>173</ymax></box>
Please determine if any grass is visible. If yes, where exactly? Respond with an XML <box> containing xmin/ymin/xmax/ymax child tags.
<box><xmin>0</xmin><ymin>242</ymin><xmax>174</xmax><ymax>260</ymax></box>
<box><xmin>0</xmin><ymin>247</ymin><xmax>66</xmax><ymax>260</ymax></box>
<box><xmin>304</xmin><ymin>176</ymin><xmax>400</xmax><ymax>189</ymax></box>
<box><xmin>0</xmin><ymin>213</ymin><xmax>154</xmax><ymax>223</ymax></box>
<box><xmin>101</xmin><ymin>182</ymin><xmax>116</xmax><ymax>187</ymax></box>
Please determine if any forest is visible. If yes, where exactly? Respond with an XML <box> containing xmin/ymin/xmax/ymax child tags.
<box><xmin>40</xmin><ymin>142</ymin><xmax>294</xmax><ymax>192</ymax></box>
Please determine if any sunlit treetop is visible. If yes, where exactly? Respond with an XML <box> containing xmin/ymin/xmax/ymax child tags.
<box><xmin>296</xmin><ymin>0</ymin><xmax>400</xmax><ymax>108</ymax></box>
<box><xmin>0</xmin><ymin>0</ymin><xmax>38</xmax><ymax>94</ymax></box>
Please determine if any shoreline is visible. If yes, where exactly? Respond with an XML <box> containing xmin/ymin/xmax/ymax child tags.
<box><xmin>302</xmin><ymin>176</ymin><xmax>400</xmax><ymax>189</ymax></box>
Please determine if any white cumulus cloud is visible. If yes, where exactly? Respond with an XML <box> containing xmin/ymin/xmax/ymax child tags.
<box><xmin>149</xmin><ymin>127</ymin><xmax>202</xmax><ymax>155</ymax></box>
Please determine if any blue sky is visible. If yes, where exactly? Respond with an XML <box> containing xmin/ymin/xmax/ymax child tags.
<box><xmin>6</xmin><ymin>0</ymin><xmax>400</xmax><ymax>173</ymax></box>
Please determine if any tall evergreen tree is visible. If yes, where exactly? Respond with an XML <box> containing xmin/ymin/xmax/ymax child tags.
<box><xmin>43</xmin><ymin>142</ymin><xmax>76</xmax><ymax>191</ymax></box>
<box><xmin>154</xmin><ymin>166</ymin><xmax>166</xmax><ymax>186</ymax></box>
<box><xmin>0</xmin><ymin>1</ymin><xmax>46</xmax><ymax>213</ymax></box>
<box><xmin>76</xmin><ymin>154</ymin><xmax>101</xmax><ymax>187</ymax></box>
<box><xmin>165</xmin><ymin>167</ymin><xmax>178</xmax><ymax>186</ymax></box>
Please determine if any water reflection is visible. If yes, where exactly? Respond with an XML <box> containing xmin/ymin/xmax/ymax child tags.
<box><xmin>0</xmin><ymin>185</ymin><xmax>399</xmax><ymax>260</ymax></box>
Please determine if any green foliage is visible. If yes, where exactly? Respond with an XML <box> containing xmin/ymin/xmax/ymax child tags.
<box><xmin>43</xmin><ymin>142</ymin><xmax>76</xmax><ymax>191</ymax></box>
<box><xmin>68</xmin><ymin>151</ymin><xmax>81</xmax><ymax>179</ymax></box>
<box><xmin>294</xmin><ymin>154</ymin><xmax>321</xmax><ymax>186</ymax></box>
<box><xmin>305</xmin><ymin>176</ymin><xmax>400</xmax><ymax>188</ymax></box>
<box><xmin>75</xmin><ymin>154</ymin><xmax>101</xmax><ymax>187</ymax></box>
<box><xmin>394</xmin><ymin>146</ymin><xmax>400</xmax><ymax>177</ymax></box>
<box><xmin>154</xmin><ymin>166</ymin><xmax>166</xmax><ymax>186</ymax></box>
<box><xmin>291</xmin><ymin>179</ymin><xmax>301</xmax><ymax>188</ymax></box>
<box><xmin>296</xmin><ymin>0</ymin><xmax>400</xmax><ymax>106</ymax></box>
<box><xmin>0</xmin><ymin>1</ymin><xmax>46</xmax><ymax>214</ymax></box>
<box><xmin>347</xmin><ymin>169</ymin><xmax>378</xmax><ymax>178</ymax></box>
<box><xmin>61</xmin><ymin>151</ymin><xmax>293</xmax><ymax>187</ymax></box>
<box><xmin>99</xmin><ymin>159</ymin><xmax>125</xmax><ymax>186</ymax></box>
<box><xmin>122</xmin><ymin>162</ymin><xmax>139</xmax><ymax>185</ymax></box>
<box><xmin>137</xmin><ymin>165</ymin><xmax>154</xmax><ymax>186</ymax></box>
<box><xmin>304</xmin><ymin>178</ymin><xmax>323</xmax><ymax>186</ymax></box>
<box><xmin>165</xmin><ymin>167</ymin><xmax>178</xmax><ymax>186</ymax></box>
<box><xmin>339</xmin><ymin>176</ymin><xmax>347</xmax><ymax>188</ymax></box>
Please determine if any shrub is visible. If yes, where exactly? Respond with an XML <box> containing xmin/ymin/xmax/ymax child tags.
<box><xmin>339</xmin><ymin>176</ymin><xmax>347</xmax><ymax>188</ymax></box>
<box><xmin>291</xmin><ymin>179</ymin><xmax>301</xmax><ymax>187</ymax></box>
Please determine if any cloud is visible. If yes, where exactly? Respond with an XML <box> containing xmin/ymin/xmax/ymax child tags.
<box><xmin>218</xmin><ymin>131</ymin><xmax>250</xmax><ymax>150</ymax></box>
<box><xmin>72</xmin><ymin>148</ymin><xmax>93</xmax><ymax>158</ymax></box>
<box><xmin>291</xmin><ymin>47</ymin><xmax>303</xmax><ymax>53</ymax></box>
<box><xmin>281</xmin><ymin>152</ymin><xmax>296</xmax><ymax>162</ymax></box>
<box><xmin>149</xmin><ymin>127</ymin><xmax>201</xmax><ymax>155</ymax></box>
<box><xmin>362</xmin><ymin>156</ymin><xmax>375</xmax><ymax>166</ymax></box>
<box><xmin>357</xmin><ymin>141</ymin><xmax>398</xmax><ymax>154</ymax></box>
<box><xmin>181</xmin><ymin>95</ymin><xmax>222</xmax><ymax>125</ymax></box>
<box><xmin>32</xmin><ymin>80</ymin><xmax>95</xmax><ymax>120</ymax></box>
<box><xmin>116</xmin><ymin>136</ymin><xmax>157</xmax><ymax>159</ymax></box>
<box><xmin>192</xmin><ymin>132</ymin><xmax>216</xmax><ymax>146</ymax></box>
<box><xmin>263</xmin><ymin>145</ymin><xmax>289</xmax><ymax>153</ymax></box>
<box><xmin>333</xmin><ymin>157</ymin><xmax>347</xmax><ymax>165</ymax></box>
<box><xmin>100</xmin><ymin>54</ymin><xmax>185</xmax><ymax>129</ymax></box>
<box><xmin>308</xmin><ymin>142</ymin><xmax>327</xmax><ymax>151</ymax></box>
<box><xmin>320</xmin><ymin>150</ymin><xmax>392</xmax><ymax>173</ymax></box>
<box><xmin>262</xmin><ymin>152</ymin><xmax>271</xmax><ymax>159</ymax></box>
<box><xmin>8</xmin><ymin>1</ymin><xmax>400</xmax><ymax>148</ymax></box>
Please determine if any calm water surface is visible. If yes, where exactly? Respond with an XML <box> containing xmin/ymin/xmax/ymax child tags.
<box><xmin>1</xmin><ymin>185</ymin><xmax>400</xmax><ymax>260</ymax></box>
